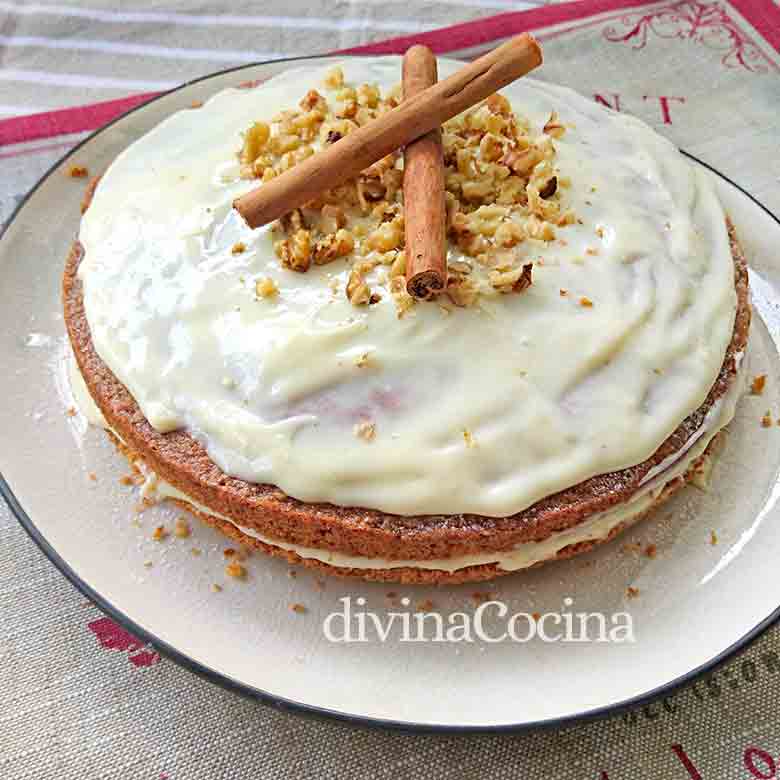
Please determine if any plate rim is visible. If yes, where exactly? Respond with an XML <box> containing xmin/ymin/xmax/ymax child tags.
<box><xmin>1</xmin><ymin>54</ymin><xmax>779</xmax><ymax>734</ymax></box>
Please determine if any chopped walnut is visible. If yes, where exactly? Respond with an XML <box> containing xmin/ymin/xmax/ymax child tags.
<box><xmin>487</xmin><ymin>93</ymin><xmax>512</xmax><ymax>117</ymax></box>
<box><xmin>751</xmin><ymin>374</ymin><xmax>767</xmax><ymax>395</ymax></box>
<box><xmin>446</xmin><ymin>274</ymin><xmax>479</xmax><ymax>307</ymax></box>
<box><xmin>235</xmin><ymin>76</ymin><xmax>576</xmax><ymax>311</ymax></box>
<box><xmin>299</xmin><ymin>89</ymin><xmax>327</xmax><ymax>112</ymax></box>
<box><xmin>389</xmin><ymin>276</ymin><xmax>415</xmax><ymax>317</ymax></box>
<box><xmin>543</xmin><ymin>111</ymin><xmax>566</xmax><ymax>138</ymax></box>
<box><xmin>174</xmin><ymin>517</ymin><xmax>191</xmax><ymax>538</ymax></box>
<box><xmin>239</xmin><ymin>122</ymin><xmax>270</xmax><ymax>171</ymax></box>
<box><xmin>313</xmin><ymin>229</ymin><xmax>354</xmax><ymax>265</ymax></box>
<box><xmin>538</xmin><ymin>176</ymin><xmax>558</xmax><ymax>199</ymax></box>
<box><xmin>354</xmin><ymin>420</ymin><xmax>376</xmax><ymax>441</ymax></box>
<box><xmin>346</xmin><ymin>267</ymin><xmax>372</xmax><ymax>305</ymax></box>
<box><xmin>503</xmin><ymin>146</ymin><xmax>541</xmax><ymax>177</ymax></box>
<box><xmin>226</xmin><ymin>561</ymin><xmax>247</xmax><ymax>579</ymax></box>
<box><xmin>357</xmin><ymin>83</ymin><xmax>380</xmax><ymax>108</ymax></box>
<box><xmin>494</xmin><ymin>220</ymin><xmax>524</xmax><ymax>248</ymax></box>
<box><xmin>490</xmin><ymin>263</ymin><xmax>532</xmax><ymax>294</ymax></box>
<box><xmin>324</xmin><ymin>66</ymin><xmax>345</xmax><ymax>89</ymax></box>
<box><xmin>319</xmin><ymin>204</ymin><xmax>347</xmax><ymax>233</ymax></box>
<box><xmin>364</xmin><ymin>216</ymin><xmax>403</xmax><ymax>252</ymax></box>
<box><xmin>151</xmin><ymin>525</ymin><xmax>168</xmax><ymax>542</ymax></box>
<box><xmin>252</xmin><ymin>278</ymin><xmax>277</xmax><ymax>300</ymax></box>
<box><xmin>389</xmin><ymin>251</ymin><xmax>407</xmax><ymax>279</ymax></box>
<box><xmin>275</xmin><ymin>229</ymin><xmax>312</xmax><ymax>272</ymax></box>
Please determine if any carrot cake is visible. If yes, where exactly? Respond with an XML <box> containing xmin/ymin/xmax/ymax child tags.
<box><xmin>64</xmin><ymin>57</ymin><xmax>750</xmax><ymax>583</ymax></box>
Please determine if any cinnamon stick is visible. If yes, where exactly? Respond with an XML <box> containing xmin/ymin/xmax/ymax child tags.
<box><xmin>403</xmin><ymin>46</ymin><xmax>446</xmax><ymax>300</ymax></box>
<box><xmin>233</xmin><ymin>33</ymin><xmax>542</xmax><ymax>229</ymax></box>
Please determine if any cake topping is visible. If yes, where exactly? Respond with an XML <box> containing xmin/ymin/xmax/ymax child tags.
<box><xmin>77</xmin><ymin>57</ymin><xmax>737</xmax><ymax>517</ymax></box>
<box><xmin>232</xmin><ymin>33</ymin><xmax>543</xmax><ymax>230</ymax></box>
<box><xmin>238</xmin><ymin>62</ymin><xmax>572</xmax><ymax>313</ymax></box>
<box><xmin>402</xmin><ymin>45</ymin><xmax>447</xmax><ymax>300</ymax></box>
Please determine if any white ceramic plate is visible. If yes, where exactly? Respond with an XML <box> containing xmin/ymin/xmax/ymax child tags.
<box><xmin>2</xmin><ymin>57</ymin><xmax>780</xmax><ymax>732</ymax></box>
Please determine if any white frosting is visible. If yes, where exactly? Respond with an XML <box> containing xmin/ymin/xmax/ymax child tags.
<box><xmin>77</xmin><ymin>57</ymin><xmax>737</xmax><ymax>517</ymax></box>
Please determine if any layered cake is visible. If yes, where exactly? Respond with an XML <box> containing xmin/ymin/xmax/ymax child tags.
<box><xmin>64</xmin><ymin>56</ymin><xmax>750</xmax><ymax>584</ymax></box>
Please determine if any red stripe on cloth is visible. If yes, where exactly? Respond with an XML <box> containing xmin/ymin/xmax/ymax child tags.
<box><xmin>0</xmin><ymin>92</ymin><xmax>160</xmax><ymax>147</ymax></box>
<box><xmin>2</xmin><ymin>0</ymin><xmax>777</xmax><ymax>149</ymax></box>
<box><xmin>0</xmin><ymin>0</ymin><xmax>640</xmax><ymax>147</ymax></box>
<box><xmin>729</xmin><ymin>0</ymin><xmax>780</xmax><ymax>52</ymax></box>
<box><xmin>339</xmin><ymin>0</ymin><xmax>658</xmax><ymax>55</ymax></box>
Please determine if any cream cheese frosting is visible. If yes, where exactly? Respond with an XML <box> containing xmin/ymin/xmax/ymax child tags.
<box><xmin>77</xmin><ymin>57</ymin><xmax>737</xmax><ymax>517</ymax></box>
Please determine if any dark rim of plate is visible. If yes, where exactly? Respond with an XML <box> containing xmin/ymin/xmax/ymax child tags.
<box><xmin>1</xmin><ymin>53</ymin><xmax>779</xmax><ymax>735</ymax></box>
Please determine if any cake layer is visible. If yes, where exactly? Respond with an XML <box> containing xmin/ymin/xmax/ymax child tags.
<box><xmin>75</xmin><ymin>57</ymin><xmax>737</xmax><ymax>517</ymax></box>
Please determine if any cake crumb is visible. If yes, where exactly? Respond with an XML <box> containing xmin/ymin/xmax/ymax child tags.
<box><xmin>710</xmin><ymin>529</ymin><xmax>718</xmax><ymax>546</ymax></box>
<box><xmin>66</xmin><ymin>406</ymin><xmax>77</xmax><ymax>417</ymax></box>
<box><xmin>143</xmin><ymin>560</ymin><xmax>153</xmax><ymax>569</ymax></box>
<box><xmin>751</xmin><ymin>374</ymin><xmax>767</xmax><ymax>395</ymax></box>
<box><xmin>211</xmin><ymin>583</ymin><xmax>223</xmax><ymax>593</ymax></box>
<box><xmin>290</xmin><ymin>602</ymin><xmax>307</xmax><ymax>614</ymax></box>
<box><xmin>626</xmin><ymin>586</ymin><xmax>640</xmax><ymax>599</ymax></box>
<box><xmin>288</xmin><ymin>569</ymin><xmax>298</xmax><ymax>578</ymax></box>
<box><xmin>231</xmin><ymin>241</ymin><xmax>247</xmax><ymax>255</ymax></box>
<box><xmin>119</xmin><ymin>475</ymin><xmax>134</xmax><ymax>486</ymax></box>
<box><xmin>223</xmin><ymin>547</ymin><xmax>237</xmax><ymax>558</ymax></box>
<box><xmin>151</xmin><ymin>525</ymin><xmax>168</xmax><ymax>542</ymax></box>
<box><xmin>416</xmin><ymin>599</ymin><xmax>435</xmax><ymax>612</ymax></box>
<box><xmin>190</xmin><ymin>100</ymin><xmax>204</xmax><ymax>109</ymax></box>
<box><xmin>67</xmin><ymin>164</ymin><xmax>89</xmax><ymax>178</ymax></box>
<box><xmin>463</xmin><ymin>428</ymin><xmax>477</xmax><ymax>448</ymax></box>
<box><xmin>135</xmin><ymin>496</ymin><xmax>158</xmax><ymax>514</ymax></box>
<box><xmin>354</xmin><ymin>420</ymin><xmax>376</xmax><ymax>441</ymax></box>
<box><xmin>174</xmin><ymin>517</ymin><xmax>191</xmax><ymax>538</ymax></box>
<box><xmin>644</xmin><ymin>543</ymin><xmax>657</xmax><ymax>559</ymax></box>
<box><xmin>88</xmin><ymin>472</ymin><xmax>97</xmax><ymax>482</ymax></box>
<box><xmin>559</xmin><ymin>289</ymin><xmax>568</xmax><ymax>297</ymax></box>
<box><xmin>190</xmin><ymin>548</ymin><xmax>202</xmax><ymax>556</ymax></box>
<box><xmin>531</xmin><ymin>612</ymin><xmax>541</xmax><ymax>621</ymax></box>
<box><xmin>579</xmin><ymin>296</ymin><xmax>593</xmax><ymax>307</ymax></box>
<box><xmin>225</xmin><ymin>561</ymin><xmax>247</xmax><ymax>579</ymax></box>
<box><xmin>762</xmin><ymin>411</ymin><xmax>773</xmax><ymax>428</ymax></box>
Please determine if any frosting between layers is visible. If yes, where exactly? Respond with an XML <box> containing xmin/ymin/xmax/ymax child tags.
<box><xmin>77</xmin><ymin>57</ymin><xmax>737</xmax><ymax>517</ymax></box>
<box><xmin>68</xmin><ymin>351</ymin><xmax>744</xmax><ymax>573</ymax></box>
